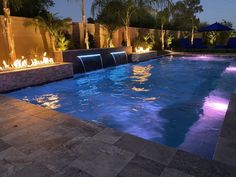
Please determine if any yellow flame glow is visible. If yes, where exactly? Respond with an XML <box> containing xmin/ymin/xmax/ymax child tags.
<box><xmin>0</xmin><ymin>52</ymin><xmax>54</xmax><ymax>71</ymax></box>
<box><xmin>135</xmin><ymin>47</ymin><xmax>150</xmax><ymax>53</ymax></box>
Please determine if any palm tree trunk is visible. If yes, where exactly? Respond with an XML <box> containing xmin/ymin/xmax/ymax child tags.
<box><xmin>191</xmin><ymin>25</ymin><xmax>194</xmax><ymax>45</ymax></box>
<box><xmin>108</xmin><ymin>30</ymin><xmax>113</xmax><ymax>48</ymax></box>
<box><xmin>3</xmin><ymin>0</ymin><xmax>16</xmax><ymax>64</ymax></box>
<box><xmin>161</xmin><ymin>23</ymin><xmax>165</xmax><ymax>50</ymax></box>
<box><xmin>125</xmin><ymin>22</ymin><xmax>130</xmax><ymax>46</ymax></box>
<box><xmin>50</xmin><ymin>35</ymin><xmax>56</xmax><ymax>53</ymax></box>
<box><xmin>82</xmin><ymin>0</ymin><xmax>89</xmax><ymax>49</ymax></box>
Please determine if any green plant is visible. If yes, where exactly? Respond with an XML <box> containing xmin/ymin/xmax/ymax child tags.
<box><xmin>134</xmin><ymin>32</ymin><xmax>155</xmax><ymax>50</ymax></box>
<box><xmin>207</xmin><ymin>32</ymin><xmax>217</xmax><ymax>46</ymax></box>
<box><xmin>166</xmin><ymin>34</ymin><xmax>174</xmax><ymax>48</ymax></box>
<box><xmin>57</xmin><ymin>35</ymin><xmax>70</xmax><ymax>51</ymax></box>
<box><xmin>229</xmin><ymin>31</ymin><xmax>236</xmax><ymax>38</ymax></box>
<box><xmin>26</xmin><ymin>13</ymin><xmax>71</xmax><ymax>52</ymax></box>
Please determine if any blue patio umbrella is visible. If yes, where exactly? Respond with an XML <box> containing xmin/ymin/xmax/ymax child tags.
<box><xmin>198</xmin><ymin>22</ymin><xmax>233</xmax><ymax>32</ymax></box>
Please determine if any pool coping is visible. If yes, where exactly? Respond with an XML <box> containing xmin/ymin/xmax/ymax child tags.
<box><xmin>0</xmin><ymin>94</ymin><xmax>236</xmax><ymax>177</ymax></box>
<box><xmin>170</xmin><ymin>51</ymin><xmax>236</xmax><ymax>57</ymax></box>
<box><xmin>214</xmin><ymin>93</ymin><xmax>236</xmax><ymax>167</ymax></box>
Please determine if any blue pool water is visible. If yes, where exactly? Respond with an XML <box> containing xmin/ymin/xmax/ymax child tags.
<box><xmin>8</xmin><ymin>55</ymin><xmax>236</xmax><ymax>159</ymax></box>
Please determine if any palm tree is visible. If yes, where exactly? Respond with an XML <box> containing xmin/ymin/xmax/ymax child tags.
<box><xmin>2</xmin><ymin>0</ymin><xmax>22</xmax><ymax>63</ymax></box>
<box><xmin>67</xmin><ymin>0</ymin><xmax>89</xmax><ymax>49</ymax></box>
<box><xmin>148</xmin><ymin>0</ymin><xmax>172</xmax><ymax>50</ymax></box>
<box><xmin>28</xmin><ymin>13</ymin><xmax>71</xmax><ymax>53</ymax></box>
<box><xmin>92</xmin><ymin>0</ymin><xmax>141</xmax><ymax>47</ymax></box>
<box><xmin>96</xmin><ymin>0</ymin><xmax>123</xmax><ymax>47</ymax></box>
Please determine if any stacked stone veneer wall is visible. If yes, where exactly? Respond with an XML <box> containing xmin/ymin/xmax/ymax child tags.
<box><xmin>131</xmin><ymin>51</ymin><xmax>159</xmax><ymax>62</ymax></box>
<box><xmin>0</xmin><ymin>63</ymin><xmax>73</xmax><ymax>93</ymax></box>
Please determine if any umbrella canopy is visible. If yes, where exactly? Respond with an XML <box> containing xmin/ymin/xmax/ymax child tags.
<box><xmin>198</xmin><ymin>22</ymin><xmax>233</xmax><ymax>32</ymax></box>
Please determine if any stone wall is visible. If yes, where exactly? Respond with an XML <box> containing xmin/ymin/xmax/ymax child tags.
<box><xmin>0</xmin><ymin>63</ymin><xmax>73</xmax><ymax>93</ymax></box>
<box><xmin>131</xmin><ymin>51</ymin><xmax>159</xmax><ymax>62</ymax></box>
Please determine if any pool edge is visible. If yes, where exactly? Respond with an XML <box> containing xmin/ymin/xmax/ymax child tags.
<box><xmin>213</xmin><ymin>93</ymin><xmax>236</xmax><ymax>167</ymax></box>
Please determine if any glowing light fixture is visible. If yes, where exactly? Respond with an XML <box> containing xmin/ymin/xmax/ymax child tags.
<box><xmin>226</xmin><ymin>66</ymin><xmax>236</xmax><ymax>73</ymax></box>
<box><xmin>203</xmin><ymin>95</ymin><xmax>229</xmax><ymax>114</ymax></box>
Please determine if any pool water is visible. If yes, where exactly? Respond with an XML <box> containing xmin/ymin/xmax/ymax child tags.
<box><xmin>8</xmin><ymin>55</ymin><xmax>236</xmax><ymax>159</ymax></box>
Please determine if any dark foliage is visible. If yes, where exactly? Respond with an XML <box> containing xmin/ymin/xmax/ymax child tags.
<box><xmin>0</xmin><ymin>0</ymin><xmax>54</xmax><ymax>18</ymax></box>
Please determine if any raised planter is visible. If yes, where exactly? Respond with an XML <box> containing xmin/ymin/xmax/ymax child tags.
<box><xmin>0</xmin><ymin>63</ymin><xmax>73</xmax><ymax>93</ymax></box>
<box><xmin>130</xmin><ymin>51</ymin><xmax>159</xmax><ymax>62</ymax></box>
<box><xmin>54</xmin><ymin>47</ymin><xmax>132</xmax><ymax>73</ymax></box>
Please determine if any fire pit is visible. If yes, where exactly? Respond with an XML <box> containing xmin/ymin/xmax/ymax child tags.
<box><xmin>0</xmin><ymin>53</ymin><xmax>54</xmax><ymax>72</ymax></box>
<box><xmin>0</xmin><ymin>53</ymin><xmax>73</xmax><ymax>93</ymax></box>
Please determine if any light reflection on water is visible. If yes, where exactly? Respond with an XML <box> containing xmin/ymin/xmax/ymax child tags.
<box><xmin>7</xmin><ymin>56</ymin><xmax>236</xmax><ymax>159</ymax></box>
<box><xmin>25</xmin><ymin>94</ymin><xmax>61</xmax><ymax>109</ymax></box>
<box><xmin>130</xmin><ymin>65</ymin><xmax>153</xmax><ymax>83</ymax></box>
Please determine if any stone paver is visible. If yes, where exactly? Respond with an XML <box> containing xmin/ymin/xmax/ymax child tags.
<box><xmin>139</xmin><ymin>141</ymin><xmax>177</xmax><ymax>166</ymax></box>
<box><xmin>0</xmin><ymin>95</ymin><xmax>236</xmax><ymax>177</ymax></box>
<box><xmin>93</xmin><ymin>128</ymin><xmax>124</xmax><ymax>144</ymax></box>
<box><xmin>11</xmin><ymin>163</ymin><xmax>54</xmax><ymax>177</ymax></box>
<box><xmin>214</xmin><ymin>137</ymin><xmax>236</xmax><ymax>168</ymax></box>
<box><xmin>70</xmin><ymin>138</ymin><xmax>134</xmax><ymax>177</ymax></box>
<box><xmin>0</xmin><ymin>139</ymin><xmax>11</xmax><ymax>152</ymax></box>
<box><xmin>52</xmin><ymin>166</ymin><xmax>93</xmax><ymax>177</ymax></box>
<box><xmin>169</xmin><ymin>150</ymin><xmax>236</xmax><ymax>177</ymax></box>
<box><xmin>160</xmin><ymin>168</ymin><xmax>194</xmax><ymax>177</ymax></box>
<box><xmin>114</xmin><ymin>134</ymin><xmax>148</xmax><ymax>154</ymax></box>
<box><xmin>118</xmin><ymin>155</ymin><xmax>165</xmax><ymax>177</ymax></box>
<box><xmin>0</xmin><ymin>147</ymin><xmax>31</xmax><ymax>176</ymax></box>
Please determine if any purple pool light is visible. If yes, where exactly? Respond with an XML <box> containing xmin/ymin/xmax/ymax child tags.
<box><xmin>203</xmin><ymin>94</ymin><xmax>229</xmax><ymax>118</ymax></box>
<box><xmin>226</xmin><ymin>66</ymin><xmax>236</xmax><ymax>73</ymax></box>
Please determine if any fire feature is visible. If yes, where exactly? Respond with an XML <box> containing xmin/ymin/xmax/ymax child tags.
<box><xmin>135</xmin><ymin>47</ymin><xmax>150</xmax><ymax>54</ymax></box>
<box><xmin>0</xmin><ymin>52</ymin><xmax>54</xmax><ymax>72</ymax></box>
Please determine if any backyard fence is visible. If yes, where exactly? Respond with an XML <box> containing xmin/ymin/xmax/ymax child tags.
<box><xmin>0</xmin><ymin>15</ymin><xmax>197</xmax><ymax>63</ymax></box>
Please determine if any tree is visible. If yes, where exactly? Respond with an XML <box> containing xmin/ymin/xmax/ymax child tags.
<box><xmin>1</xmin><ymin>0</ymin><xmax>54</xmax><ymax>64</ymax></box>
<box><xmin>130</xmin><ymin>7</ymin><xmax>156</xmax><ymax>29</ymax></box>
<box><xmin>67</xmin><ymin>0</ymin><xmax>89</xmax><ymax>49</ymax></box>
<box><xmin>96</xmin><ymin>1</ymin><xmax>123</xmax><ymax>47</ymax></box>
<box><xmin>28</xmin><ymin>13</ymin><xmax>71</xmax><ymax>53</ymax></box>
<box><xmin>171</xmin><ymin>0</ymin><xmax>203</xmax><ymax>44</ymax></box>
<box><xmin>0</xmin><ymin>0</ymin><xmax>54</xmax><ymax>18</ymax></box>
<box><xmin>1</xmin><ymin>0</ymin><xmax>22</xmax><ymax>63</ymax></box>
<box><xmin>92</xmin><ymin>0</ymin><xmax>143</xmax><ymax>47</ymax></box>
<box><xmin>148</xmin><ymin>0</ymin><xmax>173</xmax><ymax>50</ymax></box>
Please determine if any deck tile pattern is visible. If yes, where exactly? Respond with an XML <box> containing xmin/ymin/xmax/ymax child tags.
<box><xmin>0</xmin><ymin>94</ymin><xmax>235</xmax><ymax>177</ymax></box>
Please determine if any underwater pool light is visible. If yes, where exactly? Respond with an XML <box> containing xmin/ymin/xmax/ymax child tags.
<box><xmin>226</xmin><ymin>66</ymin><xmax>236</xmax><ymax>72</ymax></box>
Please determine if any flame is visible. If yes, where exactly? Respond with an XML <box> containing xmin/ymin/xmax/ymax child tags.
<box><xmin>3</xmin><ymin>60</ymin><xmax>9</xmax><ymax>69</ymax></box>
<box><xmin>135</xmin><ymin>47</ymin><xmax>150</xmax><ymax>53</ymax></box>
<box><xmin>0</xmin><ymin>52</ymin><xmax>54</xmax><ymax>71</ymax></box>
<box><xmin>12</xmin><ymin>59</ymin><xmax>28</xmax><ymax>68</ymax></box>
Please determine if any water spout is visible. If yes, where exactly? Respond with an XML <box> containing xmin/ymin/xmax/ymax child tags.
<box><xmin>111</xmin><ymin>51</ymin><xmax>128</xmax><ymax>64</ymax></box>
<box><xmin>78</xmin><ymin>54</ymin><xmax>103</xmax><ymax>73</ymax></box>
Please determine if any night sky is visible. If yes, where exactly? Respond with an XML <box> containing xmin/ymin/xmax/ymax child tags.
<box><xmin>51</xmin><ymin>0</ymin><xmax>236</xmax><ymax>28</ymax></box>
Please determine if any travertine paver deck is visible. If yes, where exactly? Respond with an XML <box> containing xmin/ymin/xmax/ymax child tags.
<box><xmin>214</xmin><ymin>93</ymin><xmax>236</xmax><ymax>167</ymax></box>
<box><xmin>0</xmin><ymin>94</ymin><xmax>236</xmax><ymax>177</ymax></box>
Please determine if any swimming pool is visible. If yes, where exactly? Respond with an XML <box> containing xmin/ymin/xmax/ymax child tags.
<box><xmin>8</xmin><ymin>55</ymin><xmax>236</xmax><ymax>159</ymax></box>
